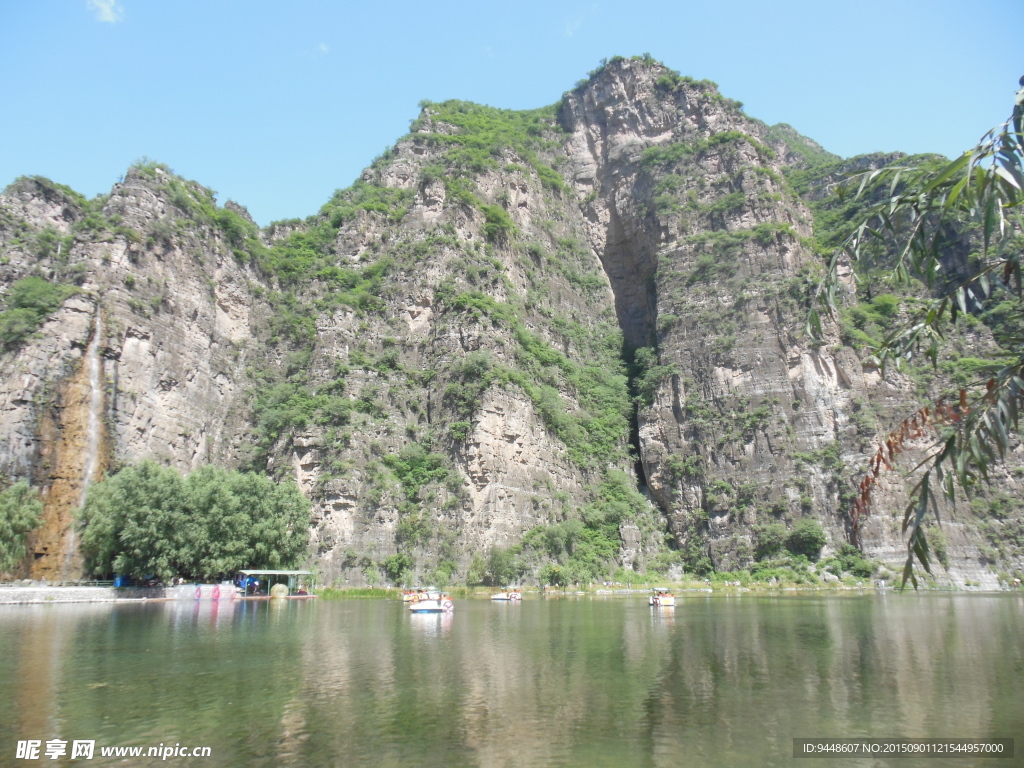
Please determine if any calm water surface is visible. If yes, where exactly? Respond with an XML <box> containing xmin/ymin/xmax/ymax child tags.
<box><xmin>0</xmin><ymin>593</ymin><xmax>1021</xmax><ymax>767</ymax></box>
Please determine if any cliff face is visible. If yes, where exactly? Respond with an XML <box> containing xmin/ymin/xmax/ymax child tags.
<box><xmin>0</xmin><ymin>173</ymin><xmax>259</xmax><ymax>578</ymax></box>
<box><xmin>1</xmin><ymin>57</ymin><xmax>1020</xmax><ymax>587</ymax></box>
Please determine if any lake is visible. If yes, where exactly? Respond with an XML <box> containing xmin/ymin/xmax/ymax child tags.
<box><xmin>1</xmin><ymin>593</ymin><xmax>1021</xmax><ymax>767</ymax></box>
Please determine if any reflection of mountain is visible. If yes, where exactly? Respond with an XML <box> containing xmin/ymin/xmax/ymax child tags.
<box><xmin>0</xmin><ymin>597</ymin><xmax>1021</xmax><ymax>766</ymax></box>
<box><xmin>256</xmin><ymin>597</ymin><xmax>1024</xmax><ymax>766</ymax></box>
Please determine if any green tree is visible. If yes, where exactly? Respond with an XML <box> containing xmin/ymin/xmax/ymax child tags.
<box><xmin>484</xmin><ymin>546</ymin><xmax>521</xmax><ymax>586</ymax></box>
<box><xmin>0</xmin><ymin>480</ymin><xmax>43</xmax><ymax>572</ymax></box>
<box><xmin>78</xmin><ymin>461</ymin><xmax>188</xmax><ymax>581</ymax></box>
<box><xmin>184</xmin><ymin>466</ymin><xmax>311</xmax><ymax>579</ymax></box>
<box><xmin>380</xmin><ymin>552</ymin><xmax>414</xmax><ymax>584</ymax></box>
<box><xmin>539</xmin><ymin>562</ymin><xmax>567</xmax><ymax>587</ymax></box>
<box><xmin>78</xmin><ymin>461</ymin><xmax>311</xmax><ymax>582</ymax></box>
<box><xmin>184</xmin><ymin>465</ymin><xmax>253</xmax><ymax>579</ymax></box>
<box><xmin>812</xmin><ymin>78</ymin><xmax>1024</xmax><ymax>586</ymax></box>
<box><xmin>466</xmin><ymin>553</ymin><xmax>486</xmax><ymax>585</ymax></box>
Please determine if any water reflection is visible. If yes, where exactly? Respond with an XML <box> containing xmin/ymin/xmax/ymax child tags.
<box><xmin>0</xmin><ymin>595</ymin><xmax>1021</xmax><ymax>767</ymax></box>
<box><xmin>11</xmin><ymin>606</ymin><xmax>69</xmax><ymax>739</ymax></box>
<box><xmin>408</xmin><ymin>611</ymin><xmax>454</xmax><ymax>638</ymax></box>
<box><xmin>648</xmin><ymin>605</ymin><xmax>675</xmax><ymax>627</ymax></box>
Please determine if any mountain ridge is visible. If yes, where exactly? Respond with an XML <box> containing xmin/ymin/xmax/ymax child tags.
<box><xmin>1</xmin><ymin>55</ymin><xmax>1020</xmax><ymax>589</ymax></box>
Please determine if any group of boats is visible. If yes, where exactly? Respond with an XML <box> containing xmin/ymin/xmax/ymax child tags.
<box><xmin>401</xmin><ymin>587</ymin><xmax>675</xmax><ymax>611</ymax></box>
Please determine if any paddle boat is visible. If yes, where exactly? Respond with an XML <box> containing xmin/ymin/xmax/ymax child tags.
<box><xmin>649</xmin><ymin>588</ymin><xmax>676</xmax><ymax>607</ymax></box>
<box><xmin>490</xmin><ymin>587</ymin><xmax>523</xmax><ymax>602</ymax></box>
<box><xmin>407</xmin><ymin>587</ymin><xmax>454</xmax><ymax>613</ymax></box>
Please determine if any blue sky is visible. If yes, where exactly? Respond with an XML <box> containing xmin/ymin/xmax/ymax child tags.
<box><xmin>1</xmin><ymin>0</ymin><xmax>1020</xmax><ymax>225</ymax></box>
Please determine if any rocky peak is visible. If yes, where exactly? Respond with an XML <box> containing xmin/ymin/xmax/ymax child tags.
<box><xmin>557</xmin><ymin>56</ymin><xmax>796</xmax><ymax>350</ymax></box>
<box><xmin>561</xmin><ymin>57</ymin><xmax>757</xmax><ymax>160</ymax></box>
<box><xmin>1</xmin><ymin>176</ymin><xmax>84</xmax><ymax>234</ymax></box>
<box><xmin>225</xmin><ymin>200</ymin><xmax>254</xmax><ymax>224</ymax></box>
<box><xmin>560</xmin><ymin>57</ymin><xmax>684</xmax><ymax>150</ymax></box>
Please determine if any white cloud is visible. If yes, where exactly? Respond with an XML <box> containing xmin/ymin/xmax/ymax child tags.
<box><xmin>564</xmin><ymin>16</ymin><xmax>583</xmax><ymax>36</ymax></box>
<box><xmin>302</xmin><ymin>43</ymin><xmax>329</xmax><ymax>59</ymax></box>
<box><xmin>87</xmin><ymin>0</ymin><xmax>123</xmax><ymax>23</ymax></box>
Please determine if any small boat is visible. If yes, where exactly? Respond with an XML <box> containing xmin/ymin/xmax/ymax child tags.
<box><xmin>649</xmin><ymin>588</ymin><xmax>676</xmax><ymax>607</ymax></box>
<box><xmin>407</xmin><ymin>588</ymin><xmax>454</xmax><ymax>613</ymax></box>
<box><xmin>490</xmin><ymin>588</ymin><xmax>522</xmax><ymax>602</ymax></box>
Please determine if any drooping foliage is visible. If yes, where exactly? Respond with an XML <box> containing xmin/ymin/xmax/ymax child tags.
<box><xmin>812</xmin><ymin>79</ymin><xmax>1024</xmax><ymax>587</ymax></box>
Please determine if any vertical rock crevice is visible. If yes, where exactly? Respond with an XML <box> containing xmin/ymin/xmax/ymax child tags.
<box><xmin>602</xmin><ymin>198</ymin><xmax>659</xmax><ymax>351</ymax></box>
<box><xmin>561</xmin><ymin>60</ymin><xmax>680</xmax><ymax>519</ymax></box>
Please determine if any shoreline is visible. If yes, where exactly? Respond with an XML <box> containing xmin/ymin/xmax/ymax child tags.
<box><xmin>315</xmin><ymin>582</ymin><xmax>1019</xmax><ymax>600</ymax></box>
<box><xmin>1</xmin><ymin>581</ymin><xmax>1018</xmax><ymax>606</ymax></box>
<box><xmin>0</xmin><ymin>584</ymin><xmax>315</xmax><ymax>605</ymax></box>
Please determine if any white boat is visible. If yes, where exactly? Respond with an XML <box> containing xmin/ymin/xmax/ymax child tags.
<box><xmin>490</xmin><ymin>588</ymin><xmax>522</xmax><ymax>602</ymax></box>
<box><xmin>407</xmin><ymin>588</ymin><xmax>454</xmax><ymax>613</ymax></box>
<box><xmin>649</xmin><ymin>588</ymin><xmax>676</xmax><ymax>607</ymax></box>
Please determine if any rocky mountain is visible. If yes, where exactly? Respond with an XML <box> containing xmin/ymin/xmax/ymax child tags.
<box><xmin>2</xmin><ymin>56</ymin><xmax>1021</xmax><ymax>588</ymax></box>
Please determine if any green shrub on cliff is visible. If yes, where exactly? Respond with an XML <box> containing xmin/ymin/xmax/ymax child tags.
<box><xmin>631</xmin><ymin>346</ymin><xmax>676</xmax><ymax>407</ymax></box>
<box><xmin>382</xmin><ymin>445</ymin><xmax>451</xmax><ymax>501</ymax></box>
<box><xmin>409</xmin><ymin>98</ymin><xmax>568</xmax><ymax>217</ymax></box>
<box><xmin>753</xmin><ymin>523</ymin><xmax>787</xmax><ymax>561</ymax></box>
<box><xmin>380</xmin><ymin>552</ymin><xmax>414</xmax><ymax>583</ymax></box>
<box><xmin>784</xmin><ymin>519</ymin><xmax>827</xmax><ymax>561</ymax></box>
<box><xmin>441</xmin><ymin>292</ymin><xmax>631</xmax><ymax>469</ymax></box>
<box><xmin>822</xmin><ymin>543</ymin><xmax>875</xmax><ymax>579</ymax></box>
<box><xmin>518</xmin><ymin>470</ymin><xmax>649</xmax><ymax>584</ymax></box>
<box><xmin>480</xmin><ymin>205</ymin><xmax>514</xmax><ymax>241</ymax></box>
<box><xmin>0</xmin><ymin>276</ymin><xmax>78</xmax><ymax>350</ymax></box>
<box><xmin>78</xmin><ymin>461</ymin><xmax>311</xmax><ymax>582</ymax></box>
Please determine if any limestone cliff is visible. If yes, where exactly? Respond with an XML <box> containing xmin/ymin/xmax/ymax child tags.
<box><xmin>1</xmin><ymin>57</ymin><xmax>1020</xmax><ymax>587</ymax></box>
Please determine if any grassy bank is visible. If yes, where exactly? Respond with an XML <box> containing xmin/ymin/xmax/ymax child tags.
<box><xmin>316</xmin><ymin>587</ymin><xmax>399</xmax><ymax>600</ymax></box>
<box><xmin>314</xmin><ymin>581</ymin><xmax>871</xmax><ymax>599</ymax></box>
<box><xmin>316</xmin><ymin>586</ymin><xmax>504</xmax><ymax>599</ymax></box>
<box><xmin>314</xmin><ymin>579</ymin><xmax>1011</xmax><ymax>598</ymax></box>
